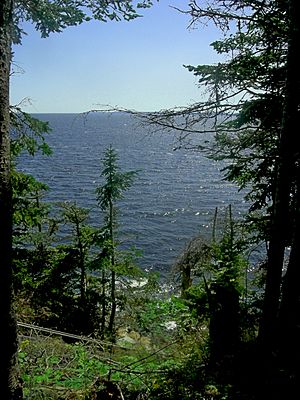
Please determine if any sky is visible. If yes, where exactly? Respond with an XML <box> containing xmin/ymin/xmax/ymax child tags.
<box><xmin>10</xmin><ymin>0</ymin><xmax>223</xmax><ymax>113</ymax></box>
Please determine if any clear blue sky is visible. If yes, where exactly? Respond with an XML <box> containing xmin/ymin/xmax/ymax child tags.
<box><xmin>10</xmin><ymin>0</ymin><xmax>222</xmax><ymax>113</ymax></box>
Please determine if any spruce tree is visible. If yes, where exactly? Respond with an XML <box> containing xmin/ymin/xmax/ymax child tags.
<box><xmin>96</xmin><ymin>145</ymin><xmax>137</xmax><ymax>336</ymax></box>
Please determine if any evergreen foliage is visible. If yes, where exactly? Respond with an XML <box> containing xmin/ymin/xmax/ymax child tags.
<box><xmin>128</xmin><ymin>1</ymin><xmax>300</xmax><ymax>396</ymax></box>
<box><xmin>5</xmin><ymin>0</ymin><xmax>300</xmax><ymax>398</ymax></box>
<box><xmin>1</xmin><ymin>2</ymin><xmax>155</xmax><ymax>396</ymax></box>
<box><xmin>95</xmin><ymin>145</ymin><xmax>139</xmax><ymax>336</ymax></box>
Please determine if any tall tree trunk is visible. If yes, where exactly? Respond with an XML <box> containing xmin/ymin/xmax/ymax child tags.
<box><xmin>108</xmin><ymin>199</ymin><xmax>116</xmax><ymax>335</ymax></box>
<box><xmin>278</xmin><ymin>189</ymin><xmax>300</xmax><ymax>378</ymax></box>
<box><xmin>0</xmin><ymin>1</ymin><xmax>21</xmax><ymax>398</ymax></box>
<box><xmin>100</xmin><ymin>268</ymin><xmax>106</xmax><ymax>338</ymax></box>
<box><xmin>258</xmin><ymin>0</ymin><xmax>299</xmax><ymax>352</ymax></box>
<box><xmin>277</xmin><ymin>0</ymin><xmax>300</xmax><ymax>382</ymax></box>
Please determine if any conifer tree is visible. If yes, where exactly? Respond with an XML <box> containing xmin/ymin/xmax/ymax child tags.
<box><xmin>133</xmin><ymin>0</ymin><xmax>300</xmax><ymax>393</ymax></box>
<box><xmin>96</xmin><ymin>145</ymin><xmax>137</xmax><ymax>336</ymax></box>
<box><xmin>0</xmin><ymin>1</ymin><xmax>153</xmax><ymax>397</ymax></box>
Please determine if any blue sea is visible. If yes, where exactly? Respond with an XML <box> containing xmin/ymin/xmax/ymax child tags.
<box><xmin>17</xmin><ymin>112</ymin><xmax>249</xmax><ymax>278</ymax></box>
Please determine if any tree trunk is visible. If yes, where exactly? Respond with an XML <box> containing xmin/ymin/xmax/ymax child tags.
<box><xmin>0</xmin><ymin>1</ymin><xmax>21</xmax><ymax>398</ymax></box>
<box><xmin>108</xmin><ymin>269</ymin><xmax>116</xmax><ymax>335</ymax></box>
<box><xmin>258</xmin><ymin>0</ymin><xmax>299</xmax><ymax>352</ymax></box>
<box><xmin>277</xmin><ymin>0</ymin><xmax>300</xmax><ymax>383</ymax></box>
<box><xmin>100</xmin><ymin>268</ymin><xmax>106</xmax><ymax>338</ymax></box>
<box><xmin>278</xmin><ymin>193</ymin><xmax>300</xmax><ymax>379</ymax></box>
<box><xmin>108</xmin><ymin>199</ymin><xmax>116</xmax><ymax>335</ymax></box>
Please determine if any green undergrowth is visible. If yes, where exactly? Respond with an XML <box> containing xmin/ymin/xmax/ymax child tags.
<box><xmin>18</xmin><ymin>324</ymin><xmax>208</xmax><ymax>400</ymax></box>
<box><xmin>17</xmin><ymin>293</ymin><xmax>210</xmax><ymax>400</ymax></box>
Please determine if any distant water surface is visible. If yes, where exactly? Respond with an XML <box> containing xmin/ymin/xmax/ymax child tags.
<box><xmin>18</xmin><ymin>113</ymin><xmax>248</xmax><ymax>277</ymax></box>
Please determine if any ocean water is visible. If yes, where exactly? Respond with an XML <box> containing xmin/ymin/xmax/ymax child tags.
<box><xmin>17</xmin><ymin>112</ymin><xmax>248</xmax><ymax>277</ymax></box>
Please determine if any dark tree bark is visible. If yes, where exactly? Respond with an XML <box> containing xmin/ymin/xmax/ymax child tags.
<box><xmin>259</xmin><ymin>0</ymin><xmax>300</xmax><ymax>352</ymax></box>
<box><xmin>277</xmin><ymin>0</ymin><xmax>300</xmax><ymax>380</ymax></box>
<box><xmin>108</xmin><ymin>198</ymin><xmax>116</xmax><ymax>336</ymax></box>
<box><xmin>278</xmin><ymin>193</ymin><xmax>300</xmax><ymax>382</ymax></box>
<box><xmin>0</xmin><ymin>0</ymin><xmax>20</xmax><ymax>398</ymax></box>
